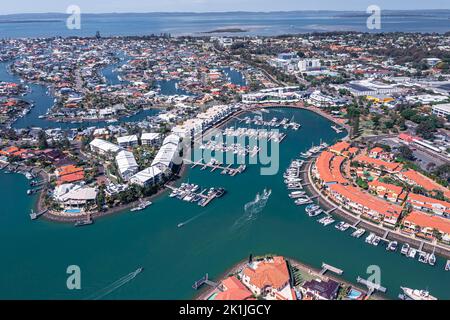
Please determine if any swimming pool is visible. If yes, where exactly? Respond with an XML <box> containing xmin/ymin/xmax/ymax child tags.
<box><xmin>65</xmin><ymin>209</ymin><xmax>81</xmax><ymax>214</ymax></box>
<box><xmin>347</xmin><ymin>288</ymin><xmax>362</xmax><ymax>300</ymax></box>
<box><xmin>207</xmin><ymin>292</ymin><xmax>218</xmax><ymax>300</ymax></box>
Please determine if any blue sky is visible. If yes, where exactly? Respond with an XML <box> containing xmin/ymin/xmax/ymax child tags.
<box><xmin>1</xmin><ymin>0</ymin><xmax>449</xmax><ymax>14</ymax></box>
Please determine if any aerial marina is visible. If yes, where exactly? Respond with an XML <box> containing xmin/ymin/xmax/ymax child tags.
<box><xmin>0</xmin><ymin>6</ymin><xmax>449</xmax><ymax>303</ymax></box>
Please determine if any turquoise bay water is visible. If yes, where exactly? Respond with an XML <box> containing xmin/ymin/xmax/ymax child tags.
<box><xmin>0</xmin><ymin>108</ymin><xmax>449</xmax><ymax>300</ymax></box>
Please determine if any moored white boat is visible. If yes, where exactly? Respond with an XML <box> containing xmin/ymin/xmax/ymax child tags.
<box><xmin>400</xmin><ymin>287</ymin><xmax>437</xmax><ymax>301</ymax></box>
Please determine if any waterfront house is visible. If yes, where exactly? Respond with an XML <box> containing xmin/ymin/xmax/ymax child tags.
<box><xmin>115</xmin><ymin>150</ymin><xmax>139</xmax><ymax>181</ymax></box>
<box><xmin>313</xmin><ymin>151</ymin><xmax>348</xmax><ymax>186</ymax></box>
<box><xmin>300</xmin><ymin>278</ymin><xmax>340</xmax><ymax>300</ymax></box>
<box><xmin>58</xmin><ymin>186</ymin><xmax>98</xmax><ymax>211</ymax></box>
<box><xmin>130</xmin><ymin>165</ymin><xmax>163</xmax><ymax>187</ymax></box>
<box><xmin>402</xmin><ymin>211</ymin><xmax>450</xmax><ymax>243</ymax></box>
<box><xmin>213</xmin><ymin>276</ymin><xmax>254</xmax><ymax>301</ymax></box>
<box><xmin>406</xmin><ymin>193</ymin><xmax>450</xmax><ymax>217</ymax></box>
<box><xmin>150</xmin><ymin>134</ymin><xmax>181</xmax><ymax>173</ymax></box>
<box><xmin>328</xmin><ymin>184</ymin><xmax>402</xmax><ymax>226</ymax></box>
<box><xmin>89</xmin><ymin>138</ymin><xmax>121</xmax><ymax>157</ymax></box>
<box><xmin>116</xmin><ymin>135</ymin><xmax>139</xmax><ymax>148</ymax></box>
<box><xmin>241</xmin><ymin>256</ymin><xmax>296</xmax><ymax>300</ymax></box>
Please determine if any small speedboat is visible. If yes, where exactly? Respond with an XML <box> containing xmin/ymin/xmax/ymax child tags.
<box><xmin>418</xmin><ymin>252</ymin><xmax>429</xmax><ymax>264</ymax></box>
<box><xmin>407</xmin><ymin>248</ymin><xmax>417</xmax><ymax>259</ymax></box>
<box><xmin>400</xmin><ymin>243</ymin><xmax>410</xmax><ymax>255</ymax></box>
<box><xmin>428</xmin><ymin>253</ymin><xmax>436</xmax><ymax>266</ymax></box>
<box><xmin>386</xmin><ymin>241</ymin><xmax>398</xmax><ymax>252</ymax></box>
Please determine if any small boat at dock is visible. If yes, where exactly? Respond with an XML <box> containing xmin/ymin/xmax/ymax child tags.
<box><xmin>351</xmin><ymin>228</ymin><xmax>365</xmax><ymax>238</ymax></box>
<box><xmin>407</xmin><ymin>248</ymin><xmax>417</xmax><ymax>259</ymax></box>
<box><xmin>75</xmin><ymin>219</ymin><xmax>94</xmax><ymax>227</ymax></box>
<box><xmin>131</xmin><ymin>200</ymin><xmax>152</xmax><ymax>212</ymax></box>
<box><xmin>400</xmin><ymin>243</ymin><xmax>410</xmax><ymax>255</ymax></box>
<box><xmin>428</xmin><ymin>253</ymin><xmax>436</xmax><ymax>266</ymax></box>
<box><xmin>386</xmin><ymin>241</ymin><xmax>398</xmax><ymax>252</ymax></box>
<box><xmin>400</xmin><ymin>287</ymin><xmax>437</xmax><ymax>300</ymax></box>
<box><xmin>445</xmin><ymin>260</ymin><xmax>450</xmax><ymax>271</ymax></box>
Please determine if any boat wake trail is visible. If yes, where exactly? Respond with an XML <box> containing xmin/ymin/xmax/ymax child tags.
<box><xmin>231</xmin><ymin>189</ymin><xmax>272</xmax><ymax>231</ymax></box>
<box><xmin>85</xmin><ymin>268</ymin><xmax>143</xmax><ymax>300</ymax></box>
<box><xmin>177</xmin><ymin>209</ymin><xmax>212</xmax><ymax>228</ymax></box>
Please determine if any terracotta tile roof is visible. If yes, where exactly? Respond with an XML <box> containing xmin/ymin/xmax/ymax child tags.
<box><xmin>316</xmin><ymin>151</ymin><xmax>334</xmax><ymax>183</ymax></box>
<box><xmin>243</xmin><ymin>256</ymin><xmax>290</xmax><ymax>291</ymax></box>
<box><xmin>214</xmin><ymin>276</ymin><xmax>253</xmax><ymax>301</ymax></box>
<box><xmin>56</xmin><ymin>165</ymin><xmax>85</xmax><ymax>184</ymax></box>
<box><xmin>401</xmin><ymin>170</ymin><xmax>449</xmax><ymax>197</ymax></box>
<box><xmin>354</xmin><ymin>154</ymin><xmax>402</xmax><ymax>172</ymax></box>
<box><xmin>330</xmin><ymin>141</ymin><xmax>350</xmax><ymax>154</ymax></box>
<box><xmin>330</xmin><ymin>156</ymin><xmax>348</xmax><ymax>184</ymax></box>
<box><xmin>370</xmin><ymin>147</ymin><xmax>384</xmax><ymax>154</ymax></box>
<box><xmin>368</xmin><ymin>180</ymin><xmax>403</xmax><ymax>196</ymax></box>
<box><xmin>330</xmin><ymin>184</ymin><xmax>402</xmax><ymax>219</ymax></box>
<box><xmin>407</xmin><ymin>193</ymin><xmax>450</xmax><ymax>214</ymax></box>
<box><xmin>404</xmin><ymin>211</ymin><xmax>450</xmax><ymax>234</ymax></box>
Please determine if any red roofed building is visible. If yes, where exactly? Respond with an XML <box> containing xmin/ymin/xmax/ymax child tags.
<box><xmin>328</xmin><ymin>184</ymin><xmax>402</xmax><ymax>226</ymax></box>
<box><xmin>241</xmin><ymin>256</ymin><xmax>295</xmax><ymax>300</ymax></box>
<box><xmin>398</xmin><ymin>133</ymin><xmax>415</xmax><ymax>142</ymax></box>
<box><xmin>55</xmin><ymin>165</ymin><xmax>85</xmax><ymax>185</ymax></box>
<box><xmin>214</xmin><ymin>276</ymin><xmax>253</xmax><ymax>300</ymax></box>
<box><xmin>329</xmin><ymin>141</ymin><xmax>350</xmax><ymax>156</ymax></box>
<box><xmin>313</xmin><ymin>151</ymin><xmax>348</xmax><ymax>186</ymax></box>
<box><xmin>407</xmin><ymin>193</ymin><xmax>450</xmax><ymax>217</ymax></box>
<box><xmin>369</xmin><ymin>147</ymin><xmax>384</xmax><ymax>158</ymax></box>
<box><xmin>368</xmin><ymin>180</ymin><xmax>406</xmax><ymax>203</ymax></box>
<box><xmin>400</xmin><ymin>170</ymin><xmax>450</xmax><ymax>199</ymax></box>
<box><xmin>403</xmin><ymin>211</ymin><xmax>450</xmax><ymax>243</ymax></box>
<box><xmin>354</xmin><ymin>154</ymin><xmax>402</xmax><ymax>173</ymax></box>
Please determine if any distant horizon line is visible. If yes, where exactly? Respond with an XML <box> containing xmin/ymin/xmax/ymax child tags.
<box><xmin>1</xmin><ymin>8</ymin><xmax>450</xmax><ymax>16</ymax></box>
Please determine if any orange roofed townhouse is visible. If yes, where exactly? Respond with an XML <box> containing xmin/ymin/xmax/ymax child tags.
<box><xmin>353</xmin><ymin>154</ymin><xmax>402</xmax><ymax>174</ymax></box>
<box><xmin>402</xmin><ymin>211</ymin><xmax>450</xmax><ymax>244</ymax></box>
<box><xmin>241</xmin><ymin>256</ymin><xmax>296</xmax><ymax>300</ymax></box>
<box><xmin>400</xmin><ymin>170</ymin><xmax>450</xmax><ymax>199</ymax></box>
<box><xmin>0</xmin><ymin>146</ymin><xmax>34</xmax><ymax>160</ymax></box>
<box><xmin>329</xmin><ymin>141</ymin><xmax>350</xmax><ymax>156</ymax></box>
<box><xmin>213</xmin><ymin>276</ymin><xmax>254</xmax><ymax>300</ymax></box>
<box><xmin>313</xmin><ymin>151</ymin><xmax>348</xmax><ymax>186</ymax></box>
<box><xmin>55</xmin><ymin>165</ymin><xmax>85</xmax><ymax>185</ymax></box>
<box><xmin>369</xmin><ymin>147</ymin><xmax>394</xmax><ymax>161</ymax></box>
<box><xmin>368</xmin><ymin>180</ymin><xmax>406</xmax><ymax>203</ymax></box>
<box><xmin>407</xmin><ymin>193</ymin><xmax>450</xmax><ymax>217</ymax></box>
<box><xmin>328</xmin><ymin>184</ymin><xmax>402</xmax><ymax>227</ymax></box>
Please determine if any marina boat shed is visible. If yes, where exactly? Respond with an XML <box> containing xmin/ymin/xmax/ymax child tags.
<box><xmin>115</xmin><ymin>150</ymin><xmax>139</xmax><ymax>181</ymax></box>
